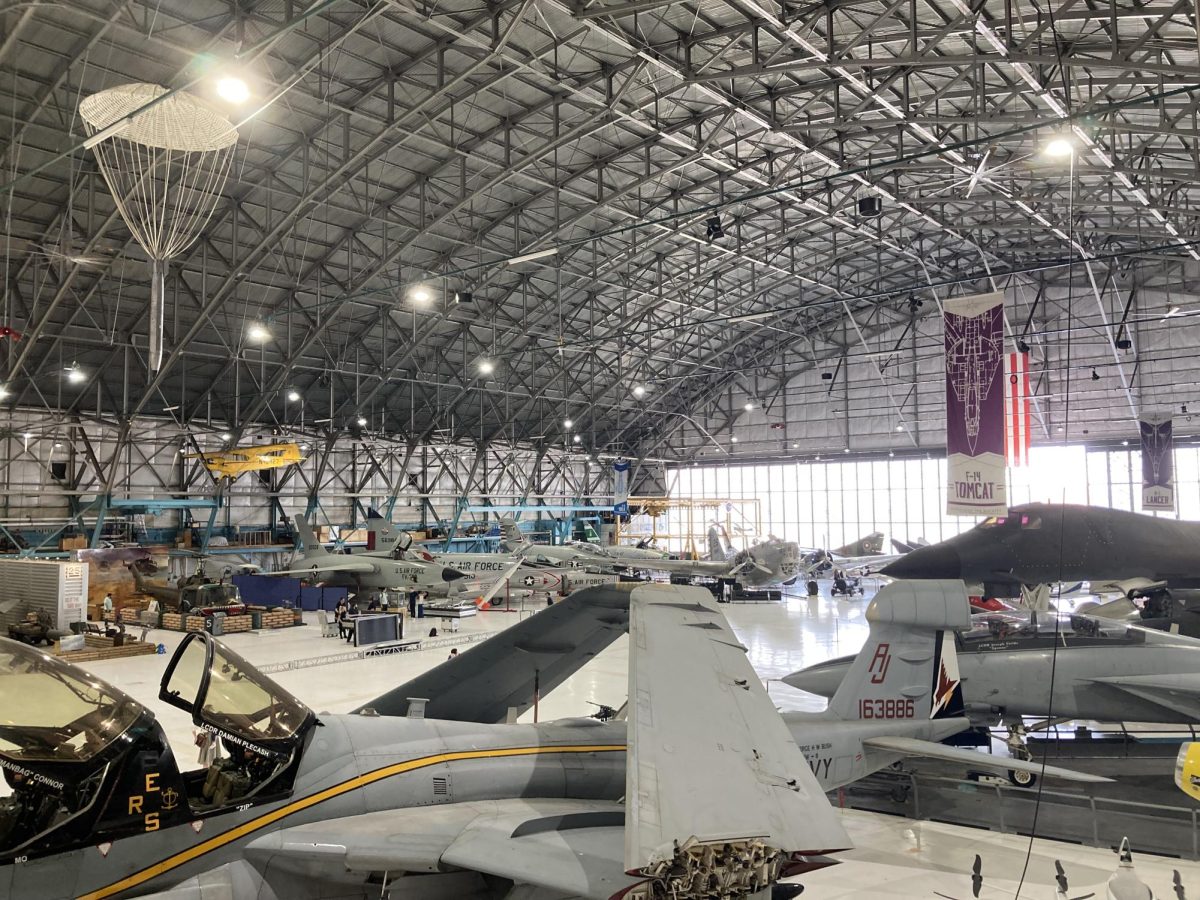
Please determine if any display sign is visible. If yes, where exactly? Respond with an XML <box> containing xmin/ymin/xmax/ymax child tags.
<box><xmin>1005</xmin><ymin>351</ymin><xmax>1031</xmax><ymax>467</ymax></box>
<box><xmin>944</xmin><ymin>292</ymin><xmax>1007</xmax><ymax>515</ymax></box>
<box><xmin>1140</xmin><ymin>413</ymin><xmax>1174</xmax><ymax>512</ymax></box>
<box><xmin>613</xmin><ymin>459</ymin><xmax>630</xmax><ymax>516</ymax></box>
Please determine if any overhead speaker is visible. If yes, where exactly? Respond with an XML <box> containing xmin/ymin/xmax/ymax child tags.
<box><xmin>1115</xmin><ymin>337</ymin><xmax>1132</xmax><ymax>350</ymax></box>
<box><xmin>705</xmin><ymin>216</ymin><xmax>725</xmax><ymax>240</ymax></box>
<box><xmin>454</xmin><ymin>291</ymin><xmax>473</xmax><ymax>304</ymax></box>
<box><xmin>858</xmin><ymin>196</ymin><xmax>883</xmax><ymax>218</ymax></box>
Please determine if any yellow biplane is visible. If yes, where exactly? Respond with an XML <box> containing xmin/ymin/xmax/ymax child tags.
<box><xmin>187</xmin><ymin>442</ymin><xmax>306</xmax><ymax>479</ymax></box>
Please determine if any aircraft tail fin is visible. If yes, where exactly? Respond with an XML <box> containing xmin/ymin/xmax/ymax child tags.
<box><xmin>292</xmin><ymin>516</ymin><xmax>325</xmax><ymax>558</ymax></box>
<box><xmin>498</xmin><ymin>516</ymin><xmax>527</xmax><ymax>552</ymax></box>
<box><xmin>365</xmin><ymin>508</ymin><xmax>407</xmax><ymax>554</ymax></box>
<box><xmin>707</xmin><ymin>524</ymin><xmax>731</xmax><ymax>562</ymax></box>
<box><xmin>833</xmin><ymin>531</ymin><xmax>885</xmax><ymax>557</ymax></box>
<box><xmin>826</xmin><ymin>579</ymin><xmax>969</xmax><ymax>722</ymax></box>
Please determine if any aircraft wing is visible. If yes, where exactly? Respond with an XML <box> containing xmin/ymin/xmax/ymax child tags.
<box><xmin>861</xmin><ymin>735</ymin><xmax>1113</xmax><ymax>783</ymax></box>
<box><xmin>626</xmin><ymin>584</ymin><xmax>850</xmax><ymax>867</ymax></box>
<box><xmin>353</xmin><ymin>583</ymin><xmax>632</xmax><ymax>721</ymax></box>
<box><xmin>634</xmin><ymin>556</ymin><xmax>730</xmax><ymax>577</ymax></box>
<box><xmin>1083</xmin><ymin>673</ymin><xmax>1200</xmax><ymax>720</ymax></box>
<box><xmin>270</xmin><ymin>557</ymin><xmax>377</xmax><ymax>575</ymax></box>
<box><xmin>243</xmin><ymin>798</ymin><xmax>643</xmax><ymax>900</ymax></box>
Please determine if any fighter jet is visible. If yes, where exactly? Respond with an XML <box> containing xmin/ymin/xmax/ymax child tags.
<box><xmin>501</xmin><ymin>517</ymin><xmax>802</xmax><ymax>588</ymax></box>
<box><xmin>0</xmin><ymin>584</ymin><xmax>850</xmax><ymax>899</ymax></box>
<box><xmin>375</xmin><ymin>579</ymin><xmax>1104</xmax><ymax>792</ymax></box>
<box><xmin>880</xmin><ymin>502</ymin><xmax>1200</xmax><ymax>612</ymax></box>
<box><xmin>272</xmin><ymin>515</ymin><xmax>470</xmax><ymax>597</ymax></box>
<box><xmin>786</xmin><ymin>607</ymin><xmax>1200</xmax><ymax>750</ymax></box>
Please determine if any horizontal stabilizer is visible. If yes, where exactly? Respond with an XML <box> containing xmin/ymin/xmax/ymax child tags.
<box><xmin>354</xmin><ymin>584</ymin><xmax>632</xmax><ymax>722</ymax></box>
<box><xmin>862</xmin><ymin>736</ymin><xmax>1113</xmax><ymax>783</ymax></box>
<box><xmin>626</xmin><ymin>584</ymin><xmax>849</xmax><ymax>874</ymax></box>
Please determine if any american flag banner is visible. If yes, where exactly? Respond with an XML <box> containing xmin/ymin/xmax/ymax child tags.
<box><xmin>1005</xmin><ymin>351</ymin><xmax>1031</xmax><ymax>466</ymax></box>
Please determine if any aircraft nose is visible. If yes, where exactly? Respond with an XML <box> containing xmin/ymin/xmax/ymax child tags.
<box><xmin>880</xmin><ymin>542</ymin><xmax>962</xmax><ymax>580</ymax></box>
<box><xmin>442</xmin><ymin>567</ymin><xmax>469</xmax><ymax>582</ymax></box>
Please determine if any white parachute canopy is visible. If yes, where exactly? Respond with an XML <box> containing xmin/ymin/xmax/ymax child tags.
<box><xmin>79</xmin><ymin>83</ymin><xmax>238</xmax><ymax>371</ymax></box>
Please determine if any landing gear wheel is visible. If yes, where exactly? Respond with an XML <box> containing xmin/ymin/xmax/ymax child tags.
<box><xmin>1008</xmin><ymin>768</ymin><xmax>1037</xmax><ymax>788</ymax></box>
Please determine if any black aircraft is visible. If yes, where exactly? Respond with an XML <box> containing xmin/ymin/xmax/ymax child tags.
<box><xmin>879</xmin><ymin>502</ymin><xmax>1200</xmax><ymax>634</ymax></box>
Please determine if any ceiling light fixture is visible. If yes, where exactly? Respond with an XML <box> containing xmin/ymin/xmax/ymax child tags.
<box><xmin>563</xmin><ymin>418</ymin><xmax>573</xmax><ymax>429</ymax></box>
<box><xmin>632</xmin><ymin>385</ymin><xmax>646</xmax><ymax>398</ymax></box>
<box><xmin>731</xmin><ymin>436</ymin><xmax>738</xmax><ymax>443</ymax></box>
<box><xmin>356</xmin><ymin>416</ymin><xmax>368</xmax><ymax>427</ymax></box>
<box><xmin>744</xmin><ymin>402</ymin><xmax>755</xmax><ymax>411</ymax></box>
<box><xmin>216</xmin><ymin>76</ymin><xmax>250</xmax><ymax>105</ymax></box>
<box><xmin>286</xmin><ymin>390</ymin><xmax>301</xmax><ymax>402</ymax></box>
<box><xmin>220</xmin><ymin>432</ymin><xmax>232</xmax><ymax>441</ymax></box>
<box><xmin>411</xmin><ymin>287</ymin><xmax>432</xmax><ymax>303</ymax></box>
<box><xmin>1045</xmin><ymin>137</ymin><xmax>1074</xmax><ymax>157</ymax></box>
<box><xmin>66</xmin><ymin>365</ymin><xmax>86</xmax><ymax>384</ymax></box>
<box><xmin>572</xmin><ymin>435</ymin><xmax>581</xmax><ymax>444</ymax></box>
<box><xmin>478</xmin><ymin>360</ymin><xmax>495</xmax><ymax>375</ymax></box>
<box><xmin>247</xmin><ymin>322</ymin><xmax>270</xmax><ymax>342</ymax></box>
<box><xmin>506</xmin><ymin>247</ymin><xmax>558</xmax><ymax>266</ymax></box>
<box><xmin>0</xmin><ymin>385</ymin><xmax>8</xmax><ymax>400</ymax></box>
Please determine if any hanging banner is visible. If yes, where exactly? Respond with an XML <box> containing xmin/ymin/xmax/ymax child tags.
<box><xmin>1140</xmin><ymin>414</ymin><xmax>1174</xmax><ymax>512</ymax></box>
<box><xmin>944</xmin><ymin>291</ymin><xmax>1007</xmax><ymax>515</ymax></box>
<box><xmin>1005</xmin><ymin>351</ymin><xmax>1031</xmax><ymax>467</ymax></box>
<box><xmin>613</xmin><ymin>460</ymin><xmax>630</xmax><ymax>516</ymax></box>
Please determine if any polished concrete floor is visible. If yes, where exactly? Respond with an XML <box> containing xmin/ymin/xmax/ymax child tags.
<box><xmin>74</xmin><ymin>580</ymin><xmax>1199</xmax><ymax>897</ymax></box>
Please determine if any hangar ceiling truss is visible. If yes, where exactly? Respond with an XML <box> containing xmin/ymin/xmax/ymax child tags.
<box><xmin>0</xmin><ymin>0</ymin><xmax>1198</xmax><ymax>463</ymax></box>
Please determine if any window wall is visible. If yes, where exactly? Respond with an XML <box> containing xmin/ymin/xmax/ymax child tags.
<box><xmin>666</xmin><ymin>444</ymin><xmax>1200</xmax><ymax>551</ymax></box>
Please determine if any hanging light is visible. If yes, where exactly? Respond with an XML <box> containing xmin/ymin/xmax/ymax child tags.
<box><xmin>563</xmin><ymin>418</ymin><xmax>573</xmax><ymax>429</ymax></box>
<box><xmin>572</xmin><ymin>434</ymin><xmax>581</xmax><ymax>444</ymax></box>
<box><xmin>66</xmin><ymin>365</ymin><xmax>86</xmax><ymax>384</ymax></box>
<box><xmin>247</xmin><ymin>322</ymin><xmax>270</xmax><ymax>342</ymax></box>
<box><xmin>215</xmin><ymin>76</ymin><xmax>250</xmax><ymax>105</ymax></box>
<box><xmin>411</xmin><ymin>286</ymin><xmax>432</xmax><ymax>304</ymax></box>
<box><xmin>1045</xmin><ymin>137</ymin><xmax>1074</xmax><ymax>157</ymax></box>
<box><xmin>220</xmin><ymin>432</ymin><xmax>232</xmax><ymax>441</ymax></box>
<box><xmin>632</xmin><ymin>385</ymin><xmax>646</xmax><ymax>398</ymax></box>
<box><xmin>0</xmin><ymin>385</ymin><xmax>9</xmax><ymax>400</ymax></box>
<box><xmin>478</xmin><ymin>359</ymin><xmax>495</xmax><ymax>375</ymax></box>
<box><xmin>286</xmin><ymin>390</ymin><xmax>301</xmax><ymax>402</ymax></box>
<box><xmin>744</xmin><ymin>401</ymin><xmax>755</xmax><ymax>411</ymax></box>
<box><xmin>356</xmin><ymin>416</ymin><xmax>368</xmax><ymax>427</ymax></box>
<box><xmin>731</xmin><ymin>436</ymin><xmax>738</xmax><ymax>443</ymax></box>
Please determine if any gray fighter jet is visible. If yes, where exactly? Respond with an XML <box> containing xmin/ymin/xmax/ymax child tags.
<box><xmin>501</xmin><ymin>517</ymin><xmax>802</xmax><ymax>589</ymax></box>
<box><xmin>271</xmin><ymin>515</ymin><xmax>470</xmax><ymax>597</ymax></box>
<box><xmin>785</xmin><ymin>607</ymin><xmax>1200</xmax><ymax>729</ymax></box>
<box><xmin>880</xmin><ymin>502</ymin><xmax>1200</xmax><ymax>615</ymax></box>
<box><xmin>0</xmin><ymin>584</ymin><xmax>849</xmax><ymax>900</ymax></box>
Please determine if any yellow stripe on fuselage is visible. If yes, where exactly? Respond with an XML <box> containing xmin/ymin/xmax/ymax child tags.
<box><xmin>77</xmin><ymin>742</ymin><xmax>626</xmax><ymax>900</ymax></box>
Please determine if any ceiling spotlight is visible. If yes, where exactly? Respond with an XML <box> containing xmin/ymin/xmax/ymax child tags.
<box><xmin>857</xmin><ymin>196</ymin><xmax>883</xmax><ymax>218</ymax></box>
<box><xmin>478</xmin><ymin>359</ymin><xmax>495</xmax><ymax>375</ymax></box>
<box><xmin>744</xmin><ymin>402</ymin><xmax>755</xmax><ymax>412</ymax></box>
<box><xmin>572</xmin><ymin>434</ymin><xmax>581</xmax><ymax>444</ymax></box>
<box><xmin>53</xmin><ymin>442</ymin><xmax>62</xmax><ymax>449</ymax></box>
<box><xmin>895</xmin><ymin>423</ymin><xmax>904</xmax><ymax>432</ymax></box>
<box><xmin>0</xmin><ymin>385</ymin><xmax>8</xmax><ymax>400</ymax></box>
<box><xmin>1017</xmin><ymin>339</ymin><xmax>1030</xmax><ymax>354</ymax></box>
<box><xmin>216</xmin><ymin>75</ymin><xmax>250</xmax><ymax>104</ymax></box>
<box><xmin>1091</xmin><ymin>367</ymin><xmax>1100</xmax><ymax>381</ymax></box>
<box><xmin>66</xmin><ymin>365</ymin><xmax>86</xmax><ymax>384</ymax></box>
<box><xmin>632</xmin><ymin>385</ymin><xmax>646</xmax><ymax>398</ymax></box>
<box><xmin>791</xmin><ymin>442</ymin><xmax>799</xmax><ymax>449</ymax></box>
<box><xmin>705</xmin><ymin>215</ymin><xmax>725</xmax><ymax>241</ymax></box>
<box><xmin>888</xmin><ymin>450</ymin><xmax>895</xmax><ymax>457</ymax></box>
<box><xmin>563</xmin><ymin>418</ymin><xmax>573</xmax><ymax>429</ymax></box>
<box><xmin>815</xmin><ymin>454</ymin><xmax>821</xmax><ymax>460</ymax></box>
<box><xmin>411</xmin><ymin>287</ymin><xmax>432</xmax><ymax>304</ymax></box>
<box><xmin>220</xmin><ymin>432</ymin><xmax>232</xmax><ymax>441</ymax></box>
<box><xmin>1123</xmin><ymin>440</ymin><xmax>1130</xmax><ymax>446</ymax></box>
<box><xmin>300</xmin><ymin>443</ymin><xmax>310</xmax><ymax>451</ymax></box>
<box><xmin>247</xmin><ymin>322</ymin><xmax>270</xmax><ymax>342</ymax></box>
<box><xmin>286</xmin><ymin>390</ymin><xmax>301</xmax><ymax>402</ymax></box>
<box><xmin>843</xmin><ymin>448</ymin><xmax>850</xmax><ymax>454</ymax></box>
<box><xmin>356</xmin><ymin>416</ymin><xmax>368</xmax><ymax>427</ymax></box>
<box><xmin>1045</xmin><ymin>137</ymin><xmax>1074</xmax><ymax>157</ymax></box>
<box><xmin>1056</xmin><ymin>426</ymin><xmax>1065</xmax><ymax>433</ymax></box>
<box><xmin>454</xmin><ymin>291</ymin><xmax>473</xmax><ymax>304</ymax></box>
<box><xmin>731</xmin><ymin>436</ymin><xmax>738</xmax><ymax>443</ymax></box>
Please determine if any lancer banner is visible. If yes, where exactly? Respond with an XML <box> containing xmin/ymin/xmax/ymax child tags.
<box><xmin>944</xmin><ymin>291</ymin><xmax>1007</xmax><ymax>516</ymax></box>
<box><xmin>1140</xmin><ymin>413</ymin><xmax>1174</xmax><ymax>512</ymax></box>
<box><xmin>613</xmin><ymin>460</ymin><xmax>630</xmax><ymax>516</ymax></box>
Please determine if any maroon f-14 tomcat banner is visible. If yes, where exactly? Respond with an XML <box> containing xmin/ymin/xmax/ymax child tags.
<box><xmin>944</xmin><ymin>292</ymin><xmax>1007</xmax><ymax>515</ymax></box>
